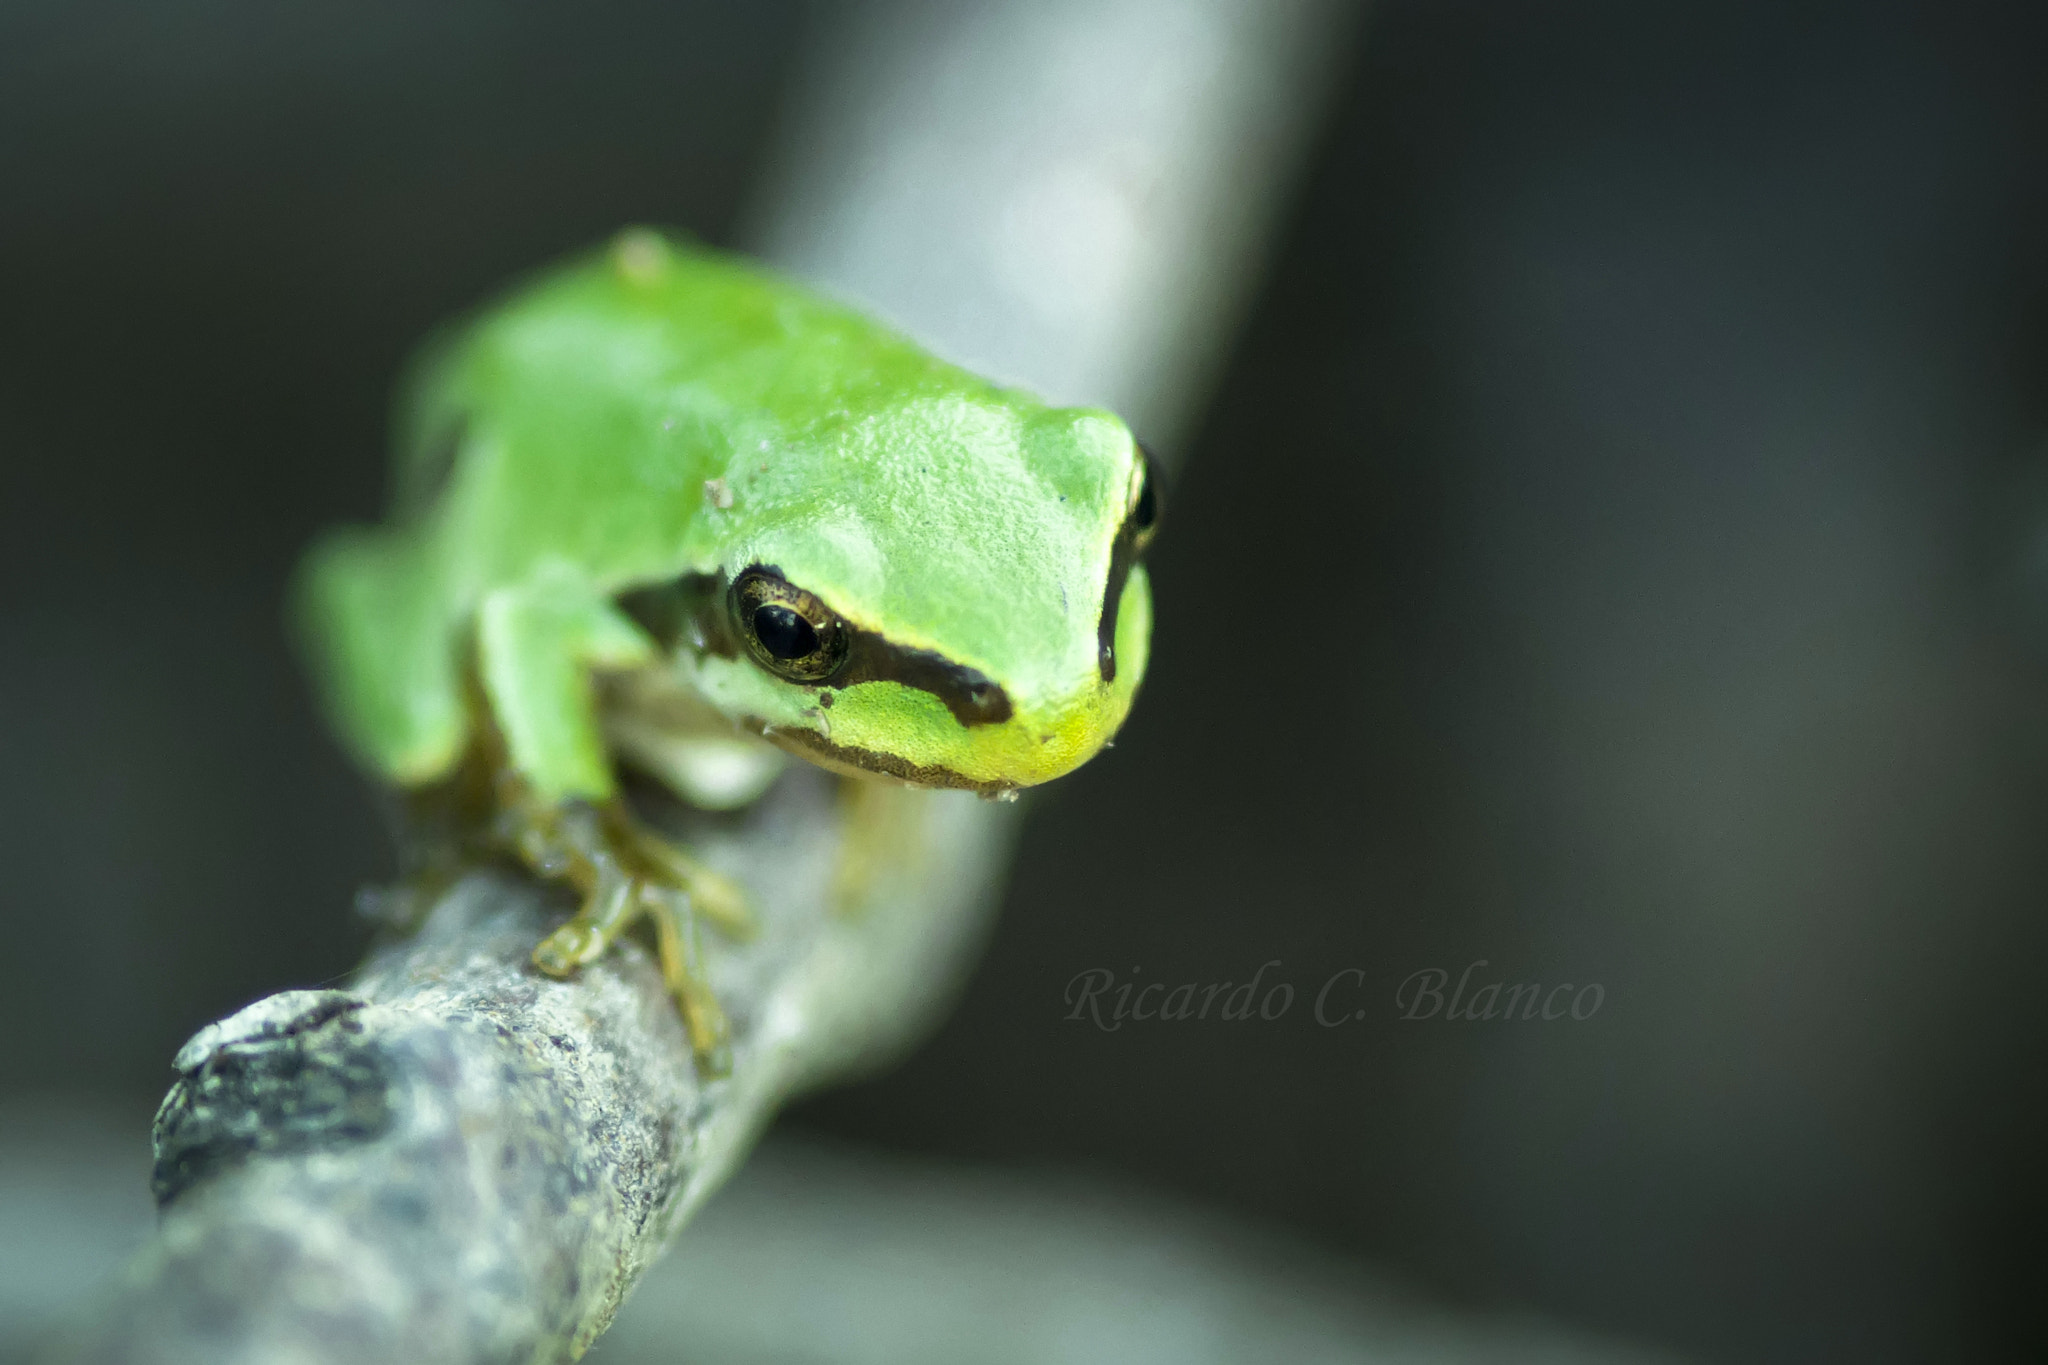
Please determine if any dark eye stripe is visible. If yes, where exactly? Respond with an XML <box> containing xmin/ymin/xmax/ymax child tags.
<box><xmin>626</xmin><ymin>566</ymin><xmax>1013</xmax><ymax>728</ymax></box>
<box><xmin>1096</xmin><ymin>447</ymin><xmax>1163</xmax><ymax>682</ymax></box>
<box><xmin>836</xmin><ymin>631</ymin><xmax>1012</xmax><ymax>727</ymax></box>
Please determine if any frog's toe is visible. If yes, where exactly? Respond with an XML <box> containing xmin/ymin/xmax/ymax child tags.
<box><xmin>498</xmin><ymin>789</ymin><xmax>748</xmax><ymax>1071</ymax></box>
<box><xmin>530</xmin><ymin>922</ymin><xmax>600</xmax><ymax>976</ymax></box>
<box><xmin>530</xmin><ymin>872</ymin><xmax>636</xmax><ymax>978</ymax></box>
<box><xmin>642</xmin><ymin>883</ymin><xmax>735</xmax><ymax>1074</ymax></box>
<box><xmin>625</xmin><ymin>823</ymin><xmax>756</xmax><ymax>940</ymax></box>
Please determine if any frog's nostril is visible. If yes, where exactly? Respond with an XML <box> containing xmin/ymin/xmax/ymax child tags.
<box><xmin>965</xmin><ymin>680</ymin><xmax>1006</xmax><ymax>722</ymax></box>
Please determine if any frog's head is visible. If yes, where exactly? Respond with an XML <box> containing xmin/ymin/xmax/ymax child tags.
<box><xmin>683</xmin><ymin>399</ymin><xmax>1156</xmax><ymax>797</ymax></box>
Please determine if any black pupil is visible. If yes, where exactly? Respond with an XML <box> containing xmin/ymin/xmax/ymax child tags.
<box><xmin>753</xmin><ymin>603</ymin><xmax>817</xmax><ymax>660</ymax></box>
<box><xmin>1133</xmin><ymin>468</ymin><xmax>1157</xmax><ymax>530</ymax></box>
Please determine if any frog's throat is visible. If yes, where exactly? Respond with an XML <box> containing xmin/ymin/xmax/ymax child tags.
<box><xmin>743</xmin><ymin>717</ymin><xmax>1019</xmax><ymax>798</ymax></box>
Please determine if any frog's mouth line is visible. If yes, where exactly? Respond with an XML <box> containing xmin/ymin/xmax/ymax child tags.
<box><xmin>743</xmin><ymin>716</ymin><xmax>1018</xmax><ymax>797</ymax></box>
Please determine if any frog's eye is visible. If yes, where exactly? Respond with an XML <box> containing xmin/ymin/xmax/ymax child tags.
<box><xmin>730</xmin><ymin>567</ymin><xmax>850</xmax><ymax>684</ymax></box>
<box><xmin>1131</xmin><ymin>447</ymin><xmax>1163</xmax><ymax>554</ymax></box>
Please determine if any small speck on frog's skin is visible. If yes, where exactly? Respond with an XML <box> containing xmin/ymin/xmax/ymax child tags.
<box><xmin>703</xmin><ymin>478</ymin><xmax>734</xmax><ymax>510</ymax></box>
<box><xmin>662</xmin><ymin>418</ymin><xmax>676</xmax><ymax>431</ymax></box>
<box><xmin>818</xmin><ymin>690</ymin><xmax>835</xmax><ymax>709</ymax></box>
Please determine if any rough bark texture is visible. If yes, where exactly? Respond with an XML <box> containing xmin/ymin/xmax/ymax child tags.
<box><xmin>50</xmin><ymin>770</ymin><xmax>1014</xmax><ymax>1364</ymax></box>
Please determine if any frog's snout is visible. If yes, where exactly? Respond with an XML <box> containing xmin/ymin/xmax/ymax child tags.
<box><xmin>999</xmin><ymin>562</ymin><xmax>1153</xmax><ymax>788</ymax></box>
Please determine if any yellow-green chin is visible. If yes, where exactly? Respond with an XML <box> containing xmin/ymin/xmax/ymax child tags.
<box><xmin>744</xmin><ymin>672</ymin><xmax>1133</xmax><ymax>794</ymax></box>
<box><xmin>713</xmin><ymin>566</ymin><xmax>1152</xmax><ymax>794</ymax></box>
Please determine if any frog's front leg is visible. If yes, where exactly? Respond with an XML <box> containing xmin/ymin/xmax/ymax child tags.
<box><xmin>474</xmin><ymin>571</ymin><xmax>751</xmax><ymax>1070</ymax></box>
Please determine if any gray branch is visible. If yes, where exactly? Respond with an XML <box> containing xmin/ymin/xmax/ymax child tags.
<box><xmin>43</xmin><ymin>3</ymin><xmax>1353</xmax><ymax>1361</ymax></box>
<box><xmin>53</xmin><ymin>771</ymin><xmax>1014</xmax><ymax>1364</ymax></box>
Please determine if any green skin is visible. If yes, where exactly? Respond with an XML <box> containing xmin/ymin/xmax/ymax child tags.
<box><xmin>299</xmin><ymin>229</ymin><xmax>1153</xmax><ymax>838</ymax></box>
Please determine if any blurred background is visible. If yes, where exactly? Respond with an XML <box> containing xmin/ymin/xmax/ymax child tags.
<box><xmin>4</xmin><ymin>1</ymin><xmax>2047</xmax><ymax>1361</ymax></box>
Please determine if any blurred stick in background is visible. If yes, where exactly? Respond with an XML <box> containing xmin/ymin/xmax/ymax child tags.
<box><xmin>43</xmin><ymin>2</ymin><xmax>1353</xmax><ymax>1361</ymax></box>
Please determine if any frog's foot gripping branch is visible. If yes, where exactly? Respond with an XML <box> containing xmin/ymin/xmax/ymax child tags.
<box><xmin>506</xmin><ymin>792</ymin><xmax>754</xmax><ymax>1074</ymax></box>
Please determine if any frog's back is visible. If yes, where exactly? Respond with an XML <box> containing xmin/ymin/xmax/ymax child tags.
<box><xmin>405</xmin><ymin>231</ymin><xmax>1019</xmax><ymax>600</ymax></box>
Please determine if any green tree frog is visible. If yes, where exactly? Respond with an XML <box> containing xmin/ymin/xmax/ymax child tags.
<box><xmin>297</xmin><ymin>228</ymin><xmax>1157</xmax><ymax>1069</ymax></box>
